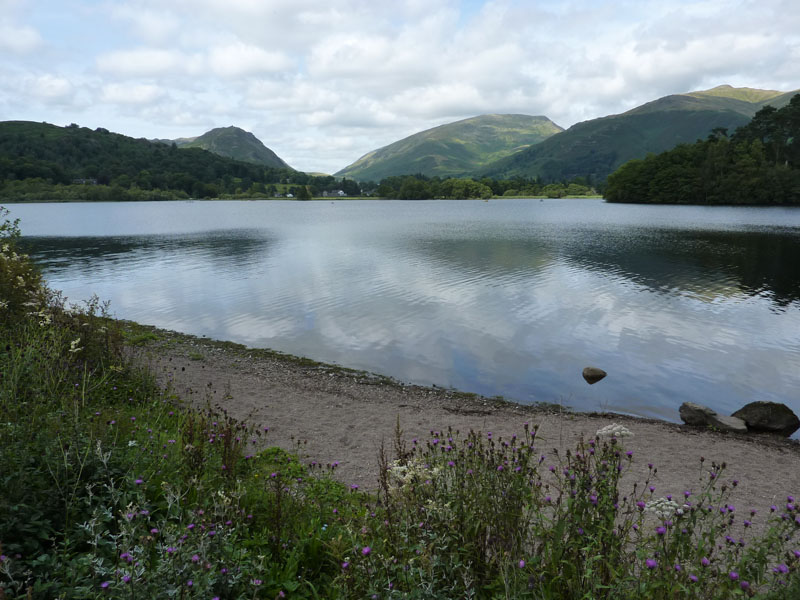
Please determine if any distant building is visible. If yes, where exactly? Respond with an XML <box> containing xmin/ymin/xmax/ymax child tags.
<box><xmin>72</xmin><ymin>178</ymin><xmax>98</xmax><ymax>185</ymax></box>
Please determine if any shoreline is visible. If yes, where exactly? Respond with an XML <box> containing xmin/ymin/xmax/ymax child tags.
<box><xmin>124</xmin><ymin>320</ymin><xmax>800</xmax><ymax>514</ymax></box>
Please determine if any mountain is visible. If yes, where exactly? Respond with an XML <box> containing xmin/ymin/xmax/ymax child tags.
<box><xmin>483</xmin><ymin>85</ymin><xmax>800</xmax><ymax>182</ymax></box>
<box><xmin>166</xmin><ymin>126</ymin><xmax>291</xmax><ymax>169</ymax></box>
<box><xmin>335</xmin><ymin>114</ymin><xmax>563</xmax><ymax>181</ymax></box>
<box><xmin>0</xmin><ymin>121</ymin><xmax>294</xmax><ymax>199</ymax></box>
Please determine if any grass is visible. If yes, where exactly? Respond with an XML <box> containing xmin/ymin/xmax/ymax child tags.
<box><xmin>1</xmin><ymin>206</ymin><xmax>799</xmax><ymax>598</ymax></box>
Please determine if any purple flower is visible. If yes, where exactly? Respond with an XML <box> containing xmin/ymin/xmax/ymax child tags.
<box><xmin>656</xmin><ymin>526</ymin><xmax>666</xmax><ymax>536</ymax></box>
<box><xmin>646</xmin><ymin>558</ymin><xmax>658</xmax><ymax>570</ymax></box>
<box><xmin>497</xmin><ymin>465</ymin><xmax>503</xmax><ymax>471</ymax></box>
<box><xmin>134</xmin><ymin>478</ymin><xmax>144</xmax><ymax>485</ymax></box>
<box><xmin>122</xmin><ymin>575</ymin><xmax>131</xmax><ymax>583</ymax></box>
<box><xmin>729</xmin><ymin>571</ymin><xmax>738</xmax><ymax>581</ymax></box>
<box><xmin>187</xmin><ymin>580</ymin><xmax>193</xmax><ymax>587</ymax></box>
<box><xmin>689</xmin><ymin>574</ymin><xmax>698</xmax><ymax>583</ymax></box>
<box><xmin>150</xmin><ymin>527</ymin><xmax>159</xmax><ymax>534</ymax></box>
<box><xmin>774</xmin><ymin>564</ymin><xmax>789</xmax><ymax>574</ymax></box>
<box><xmin>342</xmin><ymin>561</ymin><xmax>349</xmax><ymax>569</ymax></box>
<box><xmin>518</xmin><ymin>559</ymin><xmax>525</xmax><ymax>568</ymax></box>
<box><xmin>701</xmin><ymin>557</ymin><xmax>710</xmax><ymax>567</ymax></box>
<box><xmin>100</xmin><ymin>581</ymin><xmax>110</xmax><ymax>589</ymax></box>
<box><xmin>674</xmin><ymin>564</ymin><xmax>681</xmax><ymax>572</ymax></box>
<box><xmin>191</xmin><ymin>554</ymin><xmax>200</xmax><ymax>563</ymax></box>
<box><xmin>362</xmin><ymin>546</ymin><xmax>371</xmax><ymax>556</ymax></box>
<box><xmin>590</xmin><ymin>495</ymin><xmax>598</xmax><ymax>505</ymax></box>
<box><xmin>187</xmin><ymin>523</ymin><xmax>195</xmax><ymax>530</ymax></box>
<box><xmin>252</xmin><ymin>579</ymin><xmax>262</xmax><ymax>586</ymax></box>
<box><xmin>740</xmin><ymin>581</ymin><xmax>750</xmax><ymax>590</ymax></box>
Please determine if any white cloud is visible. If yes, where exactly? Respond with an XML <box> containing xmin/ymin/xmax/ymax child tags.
<box><xmin>101</xmin><ymin>82</ymin><xmax>165</xmax><ymax>105</ymax></box>
<box><xmin>0</xmin><ymin>20</ymin><xmax>41</xmax><ymax>53</ymax></box>
<box><xmin>97</xmin><ymin>48</ymin><xmax>190</xmax><ymax>77</ymax></box>
<box><xmin>207</xmin><ymin>42</ymin><xmax>293</xmax><ymax>77</ymax></box>
<box><xmin>26</xmin><ymin>74</ymin><xmax>73</xmax><ymax>101</ymax></box>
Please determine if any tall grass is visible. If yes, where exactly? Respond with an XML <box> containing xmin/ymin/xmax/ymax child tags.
<box><xmin>1</xmin><ymin>206</ymin><xmax>798</xmax><ymax>598</ymax></box>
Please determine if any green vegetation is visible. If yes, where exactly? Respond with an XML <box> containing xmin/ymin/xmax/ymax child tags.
<box><xmin>3</xmin><ymin>207</ymin><xmax>799</xmax><ymax>598</ymax></box>
<box><xmin>0</xmin><ymin>121</ymin><xmax>361</xmax><ymax>202</ymax></box>
<box><xmin>376</xmin><ymin>174</ymin><xmax>596</xmax><ymax>199</ymax></box>
<box><xmin>336</xmin><ymin>114</ymin><xmax>563</xmax><ymax>182</ymax></box>
<box><xmin>604</xmin><ymin>94</ymin><xmax>800</xmax><ymax>205</ymax></box>
<box><xmin>167</xmin><ymin>126</ymin><xmax>291</xmax><ymax>169</ymax></box>
<box><xmin>483</xmin><ymin>85</ymin><xmax>799</xmax><ymax>184</ymax></box>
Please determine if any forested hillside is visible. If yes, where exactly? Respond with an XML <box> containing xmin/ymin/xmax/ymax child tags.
<box><xmin>483</xmin><ymin>86</ymin><xmax>798</xmax><ymax>184</ymax></box>
<box><xmin>604</xmin><ymin>94</ymin><xmax>800</xmax><ymax>204</ymax></box>
<box><xmin>0</xmin><ymin>121</ymin><xmax>296</xmax><ymax>201</ymax></box>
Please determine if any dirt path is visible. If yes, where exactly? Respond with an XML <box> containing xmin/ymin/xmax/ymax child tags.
<box><xmin>130</xmin><ymin>327</ymin><xmax>800</xmax><ymax>525</ymax></box>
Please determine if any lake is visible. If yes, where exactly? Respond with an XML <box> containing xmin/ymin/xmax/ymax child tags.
<box><xmin>8</xmin><ymin>198</ymin><xmax>800</xmax><ymax>428</ymax></box>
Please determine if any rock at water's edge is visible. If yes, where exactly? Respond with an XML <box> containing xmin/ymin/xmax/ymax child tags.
<box><xmin>679</xmin><ymin>402</ymin><xmax>748</xmax><ymax>434</ymax></box>
<box><xmin>582</xmin><ymin>367</ymin><xmax>607</xmax><ymax>385</ymax></box>
<box><xmin>732</xmin><ymin>401</ymin><xmax>800</xmax><ymax>437</ymax></box>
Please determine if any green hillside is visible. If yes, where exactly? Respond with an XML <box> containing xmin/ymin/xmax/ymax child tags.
<box><xmin>335</xmin><ymin>114</ymin><xmax>563</xmax><ymax>181</ymax></box>
<box><xmin>484</xmin><ymin>86</ymin><xmax>799</xmax><ymax>183</ymax></box>
<box><xmin>173</xmin><ymin>126</ymin><xmax>291</xmax><ymax>169</ymax></box>
<box><xmin>0</xmin><ymin>121</ymin><xmax>295</xmax><ymax>199</ymax></box>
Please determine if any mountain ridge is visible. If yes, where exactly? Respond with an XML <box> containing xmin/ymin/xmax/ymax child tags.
<box><xmin>335</xmin><ymin>114</ymin><xmax>563</xmax><ymax>181</ymax></box>
<box><xmin>481</xmin><ymin>85</ymin><xmax>800</xmax><ymax>182</ymax></box>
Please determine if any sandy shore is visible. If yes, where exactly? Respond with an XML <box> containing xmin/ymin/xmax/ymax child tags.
<box><xmin>128</xmin><ymin>325</ymin><xmax>799</xmax><ymax>526</ymax></box>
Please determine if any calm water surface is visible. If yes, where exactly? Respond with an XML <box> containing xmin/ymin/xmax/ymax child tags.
<box><xmin>10</xmin><ymin>199</ymin><xmax>800</xmax><ymax>427</ymax></box>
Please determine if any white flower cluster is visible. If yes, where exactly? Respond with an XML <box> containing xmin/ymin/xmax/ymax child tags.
<box><xmin>69</xmin><ymin>337</ymin><xmax>82</xmax><ymax>354</ymax></box>
<box><xmin>386</xmin><ymin>459</ymin><xmax>439</xmax><ymax>490</ymax></box>
<box><xmin>644</xmin><ymin>497</ymin><xmax>684</xmax><ymax>519</ymax></box>
<box><xmin>595</xmin><ymin>423</ymin><xmax>634</xmax><ymax>438</ymax></box>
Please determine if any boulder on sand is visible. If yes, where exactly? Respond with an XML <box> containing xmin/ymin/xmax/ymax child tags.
<box><xmin>582</xmin><ymin>367</ymin><xmax>607</xmax><ymax>385</ymax></box>
<box><xmin>732</xmin><ymin>401</ymin><xmax>800</xmax><ymax>437</ymax></box>
<box><xmin>679</xmin><ymin>402</ymin><xmax>748</xmax><ymax>434</ymax></box>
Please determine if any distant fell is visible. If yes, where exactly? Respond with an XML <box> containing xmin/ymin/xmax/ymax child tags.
<box><xmin>687</xmin><ymin>84</ymin><xmax>784</xmax><ymax>104</ymax></box>
<box><xmin>484</xmin><ymin>85</ymin><xmax>800</xmax><ymax>182</ymax></box>
<box><xmin>172</xmin><ymin>126</ymin><xmax>291</xmax><ymax>169</ymax></box>
<box><xmin>335</xmin><ymin>114</ymin><xmax>563</xmax><ymax>181</ymax></box>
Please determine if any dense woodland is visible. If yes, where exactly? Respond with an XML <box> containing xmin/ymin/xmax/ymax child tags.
<box><xmin>605</xmin><ymin>94</ymin><xmax>800</xmax><ymax>204</ymax></box>
<box><xmin>0</xmin><ymin>122</ymin><xmax>358</xmax><ymax>201</ymax></box>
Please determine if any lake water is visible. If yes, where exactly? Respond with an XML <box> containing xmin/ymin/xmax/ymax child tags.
<box><xmin>8</xmin><ymin>198</ymin><xmax>800</xmax><ymax>428</ymax></box>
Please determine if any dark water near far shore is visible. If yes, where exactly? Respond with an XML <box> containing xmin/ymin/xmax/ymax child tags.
<box><xmin>9</xmin><ymin>198</ymin><xmax>800</xmax><ymax>432</ymax></box>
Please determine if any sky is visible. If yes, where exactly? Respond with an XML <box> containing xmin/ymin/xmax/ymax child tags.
<box><xmin>1</xmin><ymin>0</ymin><xmax>799</xmax><ymax>174</ymax></box>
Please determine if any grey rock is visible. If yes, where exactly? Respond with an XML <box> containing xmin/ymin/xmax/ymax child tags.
<box><xmin>732</xmin><ymin>401</ymin><xmax>800</xmax><ymax>437</ymax></box>
<box><xmin>582</xmin><ymin>367</ymin><xmax>607</xmax><ymax>385</ymax></box>
<box><xmin>679</xmin><ymin>402</ymin><xmax>748</xmax><ymax>434</ymax></box>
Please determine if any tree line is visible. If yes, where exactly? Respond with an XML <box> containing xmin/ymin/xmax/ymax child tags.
<box><xmin>0</xmin><ymin>121</ymin><xmax>598</xmax><ymax>202</ymax></box>
<box><xmin>604</xmin><ymin>94</ymin><xmax>800</xmax><ymax>205</ymax></box>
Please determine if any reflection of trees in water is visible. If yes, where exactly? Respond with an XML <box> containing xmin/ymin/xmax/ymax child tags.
<box><xmin>411</xmin><ymin>236</ymin><xmax>555</xmax><ymax>275</ymax></box>
<box><xmin>410</xmin><ymin>227</ymin><xmax>800</xmax><ymax>308</ymax></box>
<box><xmin>563</xmin><ymin>228</ymin><xmax>800</xmax><ymax>308</ymax></box>
<box><xmin>20</xmin><ymin>230</ymin><xmax>273</xmax><ymax>274</ymax></box>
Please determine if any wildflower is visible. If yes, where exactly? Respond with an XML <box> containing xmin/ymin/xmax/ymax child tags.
<box><xmin>100</xmin><ymin>581</ymin><xmax>110</xmax><ymax>589</ymax></box>
<box><xmin>646</xmin><ymin>559</ymin><xmax>658</xmax><ymax>570</ymax></box>
<box><xmin>68</xmin><ymin>338</ymin><xmax>82</xmax><ymax>353</ymax></box>
<box><xmin>187</xmin><ymin>580</ymin><xmax>193</xmax><ymax>587</ymax></box>
<box><xmin>362</xmin><ymin>546</ymin><xmax>371</xmax><ymax>556</ymax></box>
<box><xmin>134</xmin><ymin>478</ymin><xmax>144</xmax><ymax>485</ymax></box>
<box><xmin>689</xmin><ymin>574</ymin><xmax>698</xmax><ymax>583</ymax></box>
<box><xmin>701</xmin><ymin>557</ymin><xmax>710</xmax><ymax>567</ymax></box>
<box><xmin>122</xmin><ymin>575</ymin><xmax>131</xmax><ymax>583</ymax></box>
<box><xmin>596</xmin><ymin>423</ymin><xmax>634</xmax><ymax>438</ymax></box>
<box><xmin>342</xmin><ymin>562</ymin><xmax>349</xmax><ymax>569</ymax></box>
<box><xmin>773</xmin><ymin>564</ymin><xmax>789</xmax><ymax>574</ymax></box>
<box><xmin>128</xmin><ymin>440</ymin><xmax>138</xmax><ymax>447</ymax></box>
<box><xmin>150</xmin><ymin>528</ymin><xmax>159</xmax><ymax>534</ymax></box>
<box><xmin>729</xmin><ymin>571</ymin><xmax>738</xmax><ymax>581</ymax></box>
<box><xmin>656</xmin><ymin>526</ymin><xmax>666</xmax><ymax>536</ymax></box>
<box><xmin>191</xmin><ymin>554</ymin><xmax>200</xmax><ymax>563</ymax></box>
<box><xmin>519</xmin><ymin>559</ymin><xmax>525</xmax><ymax>568</ymax></box>
<box><xmin>252</xmin><ymin>579</ymin><xmax>262</xmax><ymax>585</ymax></box>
